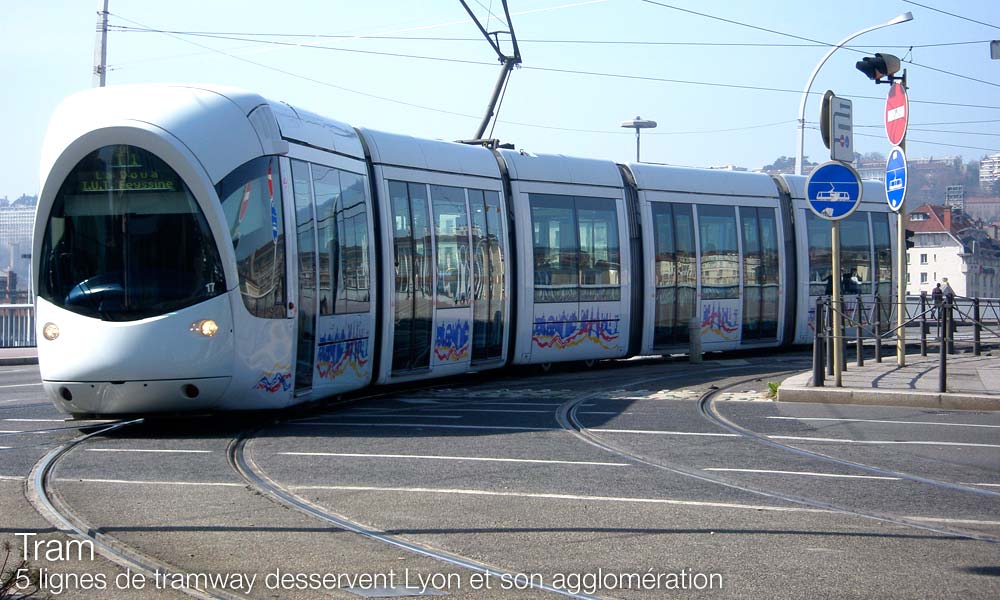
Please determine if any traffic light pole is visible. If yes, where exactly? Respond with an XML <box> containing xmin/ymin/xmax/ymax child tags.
<box><xmin>896</xmin><ymin>70</ymin><xmax>908</xmax><ymax>367</ymax></box>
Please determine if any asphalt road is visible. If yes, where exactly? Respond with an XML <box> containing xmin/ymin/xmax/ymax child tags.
<box><xmin>1</xmin><ymin>353</ymin><xmax>998</xmax><ymax>599</ymax></box>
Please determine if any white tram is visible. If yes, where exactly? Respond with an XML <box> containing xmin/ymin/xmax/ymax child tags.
<box><xmin>33</xmin><ymin>85</ymin><xmax>896</xmax><ymax>415</ymax></box>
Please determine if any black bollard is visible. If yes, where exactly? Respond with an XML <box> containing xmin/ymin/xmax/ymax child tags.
<box><xmin>813</xmin><ymin>299</ymin><xmax>825</xmax><ymax>387</ymax></box>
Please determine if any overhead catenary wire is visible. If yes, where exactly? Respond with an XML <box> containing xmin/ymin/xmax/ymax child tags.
<box><xmin>106</xmin><ymin>23</ymin><xmax>1000</xmax><ymax>111</ymax></box>
<box><xmin>103</xmin><ymin>11</ymin><xmax>999</xmax><ymax>157</ymax></box>
<box><xmin>901</xmin><ymin>0</ymin><xmax>1000</xmax><ymax>31</ymax></box>
<box><xmin>109</xmin><ymin>25</ymin><xmax>990</xmax><ymax>50</ymax></box>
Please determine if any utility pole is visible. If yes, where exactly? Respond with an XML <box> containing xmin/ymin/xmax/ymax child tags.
<box><xmin>93</xmin><ymin>0</ymin><xmax>109</xmax><ymax>87</ymax></box>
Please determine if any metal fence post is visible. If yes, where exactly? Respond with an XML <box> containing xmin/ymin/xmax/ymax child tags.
<box><xmin>813</xmin><ymin>299</ymin><xmax>825</xmax><ymax>387</ymax></box>
<box><xmin>826</xmin><ymin>298</ymin><xmax>834</xmax><ymax>377</ymax></box>
<box><xmin>919</xmin><ymin>291</ymin><xmax>928</xmax><ymax>357</ymax></box>
<box><xmin>947</xmin><ymin>299</ymin><xmax>955</xmax><ymax>355</ymax></box>
<box><xmin>939</xmin><ymin>300</ymin><xmax>948</xmax><ymax>393</ymax></box>
<box><xmin>855</xmin><ymin>294</ymin><xmax>864</xmax><ymax>367</ymax></box>
<box><xmin>874</xmin><ymin>295</ymin><xmax>882</xmax><ymax>363</ymax></box>
<box><xmin>974</xmin><ymin>297</ymin><xmax>981</xmax><ymax>356</ymax></box>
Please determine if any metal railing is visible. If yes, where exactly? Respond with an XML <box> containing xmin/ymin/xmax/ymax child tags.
<box><xmin>0</xmin><ymin>304</ymin><xmax>35</xmax><ymax>348</ymax></box>
<box><xmin>812</xmin><ymin>294</ymin><xmax>1000</xmax><ymax>392</ymax></box>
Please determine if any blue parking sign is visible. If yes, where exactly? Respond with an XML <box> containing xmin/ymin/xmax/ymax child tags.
<box><xmin>885</xmin><ymin>146</ymin><xmax>907</xmax><ymax>212</ymax></box>
<box><xmin>805</xmin><ymin>161</ymin><xmax>863</xmax><ymax>221</ymax></box>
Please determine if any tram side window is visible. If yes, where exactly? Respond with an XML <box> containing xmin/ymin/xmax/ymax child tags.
<box><xmin>699</xmin><ymin>205</ymin><xmax>739</xmax><ymax>300</ymax></box>
<box><xmin>531</xmin><ymin>195</ymin><xmax>579</xmax><ymax>303</ymax></box>
<box><xmin>431</xmin><ymin>185</ymin><xmax>471</xmax><ymax>307</ymax></box>
<box><xmin>312</xmin><ymin>165</ymin><xmax>340</xmax><ymax>315</ymax></box>
<box><xmin>806</xmin><ymin>212</ymin><xmax>831</xmax><ymax>296</ymax></box>
<box><xmin>337</xmin><ymin>171</ymin><xmax>370</xmax><ymax>313</ymax></box>
<box><xmin>577</xmin><ymin>197</ymin><xmax>621</xmax><ymax>302</ymax></box>
<box><xmin>872</xmin><ymin>212</ymin><xmax>892</xmax><ymax>300</ymax></box>
<box><xmin>841</xmin><ymin>212</ymin><xmax>872</xmax><ymax>295</ymax></box>
<box><xmin>218</xmin><ymin>156</ymin><xmax>287</xmax><ymax>318</ymax></box>
<box><xmin>311</xmin><ymin>166</ymin><xmax>371</xmax><ymax>316</ymax></box>
<box><xmin>530</xmin><ymin>194</ymin><xmax>621</xmax><ymax>303</ymax></box>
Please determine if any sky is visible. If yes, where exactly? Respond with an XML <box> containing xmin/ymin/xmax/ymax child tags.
<box><xmin>2</xmin><ymin>0</ymin><xmax>999</xmax><ymax>200</ymax></box>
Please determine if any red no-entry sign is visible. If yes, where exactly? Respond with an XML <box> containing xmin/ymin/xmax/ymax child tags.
<box><xmin>885</xmin><ymin>82</ymin><xmax>908</xmax><ymax>146</ymax></box>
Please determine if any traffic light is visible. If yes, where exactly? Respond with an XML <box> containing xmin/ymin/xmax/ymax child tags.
<box><xmin>856</xmin><ymin>53</ymin><xmax>901</xmax><ymax>82</ymax></box>
<box><xmin>904</xmin><ymin>228</ymin><xmax>915</xmax><ymax>250</ymax></box>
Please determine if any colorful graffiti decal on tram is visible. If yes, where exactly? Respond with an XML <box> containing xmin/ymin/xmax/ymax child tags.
<box><xmin>434</xmin><ymin>320</ymin><xmax>471</xmax><ymax>362</ymax></box>
<box><xmin>316</xmin><ymin>323</ymin><xmax>371</xmax><ymax>379</ymax></box>
<box><xmin>700</xmin><ymin>302</ymin><xmax>740</xmax><ymax>339</ymax></box>
<box><xmin>531</xmin><ymin>309</ymin><xmax>620</xmax><ymax>350</ymax></box>
<box><xmin>255</xmin><ymin>365</ymin><xmax>292</xmax><ymax>393</ymax></box>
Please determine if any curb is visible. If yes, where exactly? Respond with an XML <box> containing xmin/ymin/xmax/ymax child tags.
<box><xmin>778</xmin><ymin>371</ymin><xmax>1000</xmax><ymax>411</ymax></box>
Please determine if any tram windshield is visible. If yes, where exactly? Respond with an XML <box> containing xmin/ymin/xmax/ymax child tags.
<box><xmin>39</xmin><ymin>145</ymin><xmax>225</xmax><ymax>321</ymax></box>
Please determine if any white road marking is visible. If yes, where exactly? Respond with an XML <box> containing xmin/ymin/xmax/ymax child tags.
<box><xmin>0</xmin><ymin>446</ymin><xmax>11</xmax><ymax>450</ymax></box>
<box><xmin>962</xmin><ymin>482</ymin><xmax>1000</xmax><ymax>488</ymax></box>
<box><xmin>767</xmin><ymin>416</ymin><xmax>1000</xmax><ymax>429</ymax></box>
<box><xmin>419</xmin><ymin>408</ymin><xmax>552</xmax><ymax>414</ymax></box>
<box><xmin>0</xmin><ymin>474</ymin><xmax>22</xmax><ymax>481</ymax></box>
<box><xmin>288</xmin><ymin>484</ymin><xmax>829</xmax><ymax>514</ymax></box>
<box><xmin>906</xmin><ymin>516</ymin><xmax>1000</xmax><ymax>526</ymax></box>
<box><xmin>56</xmin><ymin>478</ymin><xmax>243</xmax><ymax>487</ymax></box>
<box><xmin>0</xmin><ymin>383</ymin><xmax>42</xmax><ymax>389</ymax></box>
<box><xmin>588</xmin><ymin>427</ymin><xmax>1000</xmax><ymax>449</ymax></box>
<box><xmin>279</xmin><ymin>452</ymin><xmax>629</xmax><ymax>467</ymax></box>
<box><xmin>288</xmin><ymin>422</ymin><xmax>555</xmax><ymax>432</ymax></box>
<box><xmin>590</xmin><ymin>429</ymin><xmax>739</xmax><ymax>437</ymax></box>
<box><xmin>336</xmin><ymin>414</ymin><xmax>465</xmax><ymax>419</ymax></box>
<box><xmin>702</xmin><ymin>468</ymin><xmax>900</xmax><ymax>481</ymax></box>
<box><xmin>3</xmin><ymin>418</ymin><xmax>69</xmax><ymax>423</ymax></box>
<box><xmin>0</xmin><ymin>430</ymin><xmax>24</xmax><ymax>434</ymax></box>
<box><xmin>769</xmin><ymin>435</ymin><xmax>1000</xmax><ymax>449</ymax></box>
<box><xmin>85</xmin><ymin>448</ymin><xmax>213</xmax><ymax>454</ymax></box>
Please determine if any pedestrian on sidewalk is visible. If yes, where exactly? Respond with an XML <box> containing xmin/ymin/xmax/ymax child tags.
<box><xmin>941</xmin><ymin>277</ymin><xmax>955</xmax><ymax>301</ymax></box>
<box><xmin>931</xmin><ymin>283</ymin><xmax>943</xmax><ymax>319</ymax></box>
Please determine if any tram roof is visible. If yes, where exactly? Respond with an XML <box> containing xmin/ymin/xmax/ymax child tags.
<box><xmin>629</xmin><ymin>163</ymin><xmax>780</xmax><ymax>199</ymax></box>
<box><xmin>498</xmin><ymin>150</ymin><xmax>624</xmax><ymax>188</ymax></box>
<box><xmin>359</xmin><ymin>129</ymin><xmax>501</xmax><ymax>179</ymax></box>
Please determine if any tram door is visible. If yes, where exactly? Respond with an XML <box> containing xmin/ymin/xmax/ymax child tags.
<box><xmin>389</xmin><ymin>182</ymin><xmax>433</xmax><ymax>372</ymax></box>
<box><xmin>740</xmin><ymin>207</ymin><xmax>780</xmax><ymax>341</ymax></box>
<box><xmin>293</xmin><ymin>161</ymin><xmax>318</xmax><ymax>393</ymax></box>
<box><xmin>650</xmin><ymin>203</ymin><xmax>697</xmax><ymax>348</ymax></box>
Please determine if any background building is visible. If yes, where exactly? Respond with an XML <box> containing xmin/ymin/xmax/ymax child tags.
<box><xmin>0</xmin><ymin>196</ymin><xmax>35</xmax><ymax>303</ymax></box>
<box><xmin>906</xmin><ymin>203</ymin><xmax>1000</xmax><ymax>298</ymax></box>
<box><xmin>981</xmin><ymin>153</ymin><xmax>1000</xmax><ymax>196</ymax></box>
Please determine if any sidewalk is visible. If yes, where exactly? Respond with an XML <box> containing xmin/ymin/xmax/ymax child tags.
<box><xmin>0</xmin><ymin>346</ymin><xmax>38</xmax><ymax>366</ymax></box>
<box><xmin>779</xmin><ymin>351</ymin><xmax>1000</xmax><ymax>411</ymax></box>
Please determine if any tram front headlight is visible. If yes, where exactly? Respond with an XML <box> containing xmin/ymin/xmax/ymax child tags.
<box><xmin>190</xmin><ymin>319</ymin><xmax>219</xmax><ymax>337</ymax></box>
<box><xmin>42</xmin><ymin>322</ymin><xmax>60</xmax><ymax>341</ymax></box>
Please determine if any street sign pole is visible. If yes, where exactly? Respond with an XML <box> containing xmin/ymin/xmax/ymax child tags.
<box><xmin>831</xmin><ymin>220</ymin><xmax>843</xmax><ymax>386</ymax></box>
<box><xmin>894</xmin><ymin>71</ymin><xmax>908</xmax><ymax>367</ymax></box>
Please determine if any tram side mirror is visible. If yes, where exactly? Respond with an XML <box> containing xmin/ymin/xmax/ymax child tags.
<box><xmin>855</xmin><ymin>53</ymin><xmax>901</xmax><ymax>82</ymax></box>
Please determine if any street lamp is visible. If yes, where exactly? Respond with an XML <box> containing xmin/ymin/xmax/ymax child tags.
<box><xmin>622</xmin><ymin>116</ymin><xmax>657</xmax><ymax>162</ymax></box>
<box><xmin>795</xmin><ymin>12</ymin><xmax>913</xmax><ymax>175</ymax></box>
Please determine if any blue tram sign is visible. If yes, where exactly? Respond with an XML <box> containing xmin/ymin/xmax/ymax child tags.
<box><xmin>805</xmin><ymin>161</ymin><xmax>863</xmax><ymax>221</ymax></box>
<box><xmin>884</xmin><ymin>146</ymin><xmax>907</xmax><ymax>212</ymax></box>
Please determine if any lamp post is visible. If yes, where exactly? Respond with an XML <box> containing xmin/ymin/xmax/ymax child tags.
<box><xmin>795</xmin><ymin>12</ymin><xmax>913</xmax><ymax>175</ymax></box>
<box><xmin>622</xmin><ymin>117</ymin><xmax>657</xmax><ymax>162</ymax></box>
